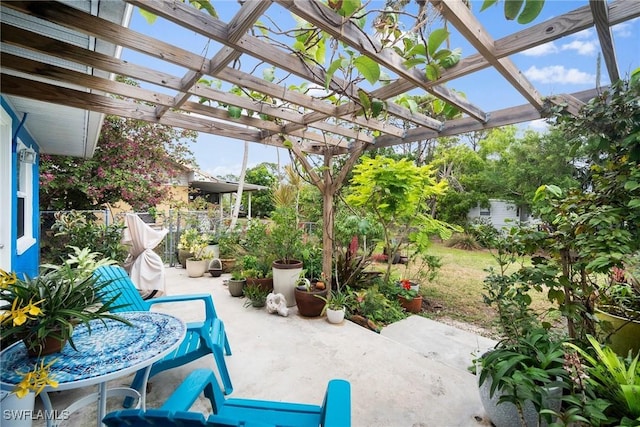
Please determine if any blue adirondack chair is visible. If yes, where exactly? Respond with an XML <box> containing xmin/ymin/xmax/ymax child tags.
<box><xmin>102</xmin><ymin>368</ymin><xmax>351</xmax><ymax>427</ymax></box>
<box><xmin>94</xmin><ymin>266</ymin><xmax>233</xmax><ymax>402</ymax></box>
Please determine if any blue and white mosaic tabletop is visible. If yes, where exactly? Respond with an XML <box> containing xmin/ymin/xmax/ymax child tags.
<box><xmin>1</xmin><ymin>312</ymin><xmax>186</xmax><ymax>390</ymax></box>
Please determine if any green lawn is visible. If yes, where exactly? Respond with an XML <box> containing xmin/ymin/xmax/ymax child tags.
<box><xmin>387</xmin><ymin>242</ymin><xmax>553</xmax><ymax>335</ymax></box>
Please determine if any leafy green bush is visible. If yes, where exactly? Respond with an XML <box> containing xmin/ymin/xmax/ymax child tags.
<box><xmin>42</xmin><ymin>211</ymin><xmax>127</xmax><ymax>264</ymax></box>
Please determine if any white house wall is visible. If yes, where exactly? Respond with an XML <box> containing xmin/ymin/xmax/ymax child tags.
<box><xmin>467</xmin><ymin>199</ymin><xmax>525</xmax><ymax>230</ymax></box>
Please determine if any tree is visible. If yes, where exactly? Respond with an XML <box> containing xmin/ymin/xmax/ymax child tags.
<box><xmin>346</xmin><ymin>155</ymin><xmax>456</xmax><ymax>281</ymax></box>
<box><xmin>40</xmin><ymin>115</ymin><xmax>197</xmax><ymax>211</ymax></box>
<box><xmin>244</xmin><ymin>163</ymin><xmax>277</xmax><ymax>218</ymax></box>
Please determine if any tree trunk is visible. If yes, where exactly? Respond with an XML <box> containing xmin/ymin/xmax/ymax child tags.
<box><xmin>230</xmin><ymin>140</ymin><xmax>248</xmax><ymax>230</ymax></box>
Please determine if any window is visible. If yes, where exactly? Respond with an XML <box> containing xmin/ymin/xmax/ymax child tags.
<box><xmin>479</xmin><ymin>207</ymin><xmax>491</xmax><ymax>216</ymax></box>
<box><xmin>16</xmin><ymin>140</ymin><xmax>36</xmax><ymax>254</ymax></box>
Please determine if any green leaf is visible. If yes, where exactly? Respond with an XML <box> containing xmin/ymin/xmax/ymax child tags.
<box><xmin>263</xmin><ymin>67</ymin><xmax>275</xmax><ymax>83</ymax></box>
<box><xmin>138</xmin><ymin>9</ymin><xmax>157</xmax><ymax>24</ymax></box>
<box><xmin>403</xmin><ymin>58</ymin><xmax>425</xmax><ymax>69</ymax></box>
<box><xmin>357</xmin><ymin>89</ymin><xmax>371</xmax><ymax>111</ymax></box>
<box><xmin>432</xmin><ymin>49</ymin><xmax>452</xmax><ymax>61</ymax></box>
<box><xmin>371</xmin><ymin>100</ymin><xmax>385</xmax><ymax>118</ymax></box>
<box><xmin>227</xmin><ymin>106</ymin><xmax>242</xmax><ymax>119</ymax></box>
<box><xmin>326</xmin><ymin>58</ymin><xmax>343</xmax><ymax>89</ymax></box>
<box><xmin>504</xmin><ymin>0</ymin><xmax>525</xmax><ymax>20</ymax></box>
<box><xmin>314</xmin><ymin>38</ymin><xmax>326</xmax><ymax>64</ymax></box>
<box><xmin>628</xmin><ymin>199</ymin><xmax>640</xmax><ymax>209</ymax></box>
<box><xmin>425</xmin><ymin>63</ymin><xmax>441</xmax><ymax>81</ymax></box>
<box><xmin>354</xmin><ymin>56</ymin><xmax>380</xmax><ymax>85</ymax></box>
<box><xmin>624</xmin><ymin>180</ymin><xmax>640</xmax><ymax>191</ymax></box>
<box><xmin>438</xmin><ymin>48</ymin><xmax>462</xmax><ymax>69</ymax></box>
<box><xmin>480</xmin><ymin>0</ymin><xmax>499</xmax><ymax>12</ymax></box>
<box><xmin>427</xmin><ymin>28</ymin><xmax>449</xmax><ymax>57</ymax></box>
<box><xmin>340</xmin><ymin>0</ymin><xmax>361</xmax><ymax>17</ymax></box>
<box><xmin>518</xmin><ymin>0</ymin><xmax>545</xmax><ymax>24</ymax></box>
<box><xmin>406</xmin><ymin>44</ymin><xmax>427</xmax><ymax>58</ymax></box>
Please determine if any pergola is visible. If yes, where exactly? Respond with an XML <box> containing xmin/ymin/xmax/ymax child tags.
<box><xmin>2</xmin><ymin>0</ymin><xmax>639</xmax><ymax>277</ymax></box>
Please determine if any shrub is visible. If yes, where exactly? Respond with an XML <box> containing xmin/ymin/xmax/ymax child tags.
<box><xmin>446</xmin><ymin>233</ymin><xmax>481</xmax><ymax>251</ymax></box>
<box><xmin>42</xmin><ymin>211</ymin><xmax>128</xmax><ymax>264</ymax></box>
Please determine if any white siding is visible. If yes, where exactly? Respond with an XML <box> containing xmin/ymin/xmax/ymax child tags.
<box><xmin>468</xmin><ymin>199</ymin><xmax>523</xmax><ymax>229</ymax></box>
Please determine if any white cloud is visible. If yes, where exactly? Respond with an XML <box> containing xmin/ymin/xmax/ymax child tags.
<box><xmin>560</xmin><ymin>39</ymin><xmax>598</xmax><ymax>56</ymax></box>
<box><xmin>612</xmin><ymin>21</ymin><xmax>633</xmax><ymax>38</ymax></box>
<box><xmin>526</xmin><ymin>119</ymin><xmax>549</xmax><ymax>132</ymax></box>
<box><xmin>524</xmin><ymin>65</ymin><xmax>595</xmax><ymax>84</ymax></box>
<box><xmin>521</xmin><ymin>42</ymin><xmax>558</xmax><ymax>56</ymax></box>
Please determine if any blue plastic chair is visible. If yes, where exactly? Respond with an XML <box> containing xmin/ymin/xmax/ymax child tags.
<box><xmin>94</xmin><ymin>266</ymin><xmax>233</xmax><ymax>401</ymax></box>
<box><xmin>102</xmin><ymin>368</ymin><xmax>351</xmax><ymax>427</ymax></box>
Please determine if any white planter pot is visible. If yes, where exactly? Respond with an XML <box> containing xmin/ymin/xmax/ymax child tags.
<box><xmin>326</xmin><ymin>307</ymin><xmax>345</xmax><ymax>324</ymax></box>
<box><xmin>1</xmin><ymin>390</ymin><xmax>35</xmax><ymax>427</ymax></box>
<box><xmin>186</xmin><ymin>259</ymin><xmax>209</xmax><ymax>278</ymax></box>
<box><xmin>272</xmin><ymin>260</ymin><xmax>303</xmax><ymax>307</ymax></box>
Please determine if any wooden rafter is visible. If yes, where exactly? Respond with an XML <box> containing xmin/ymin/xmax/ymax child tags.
<box><xmin>433</xmin><ymin>0</ymin><xmax>544</xmax><ymax>110</ymax></box>
<box><xmin>589</xmin><ymin>0</ymin><xmax>620</xmax><ymax>82</ymax></box>
<box><xmin>1</xmin><ymin>0</ymin><xmax>638</xmax><ymax>154</ymax></box>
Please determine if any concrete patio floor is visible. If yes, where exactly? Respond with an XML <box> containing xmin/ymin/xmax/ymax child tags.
<box><xmin>32</xmin><ymin>265</ymin><xmax>498</xmax><ymax>427</ymax></box>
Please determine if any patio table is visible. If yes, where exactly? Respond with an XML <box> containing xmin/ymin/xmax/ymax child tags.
<box><xmin>0</xmin><ymin>311</ymin><xmax>186</xmax><ymax>427</ymax></box>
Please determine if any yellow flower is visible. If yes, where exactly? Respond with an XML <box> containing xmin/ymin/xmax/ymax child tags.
<box><xmin>0</xmin><ymin>269</ymin><xmax>17</xmax><ymax>288</ymax></box>
<box><xmin>14</xmin><ymin>359</ymin><xmax>58</xmax><ymax>398</ymax></box>
<box><xmin>6</xmin><ymin>298</ymin><xmax>44</xmax><ymax>326</ymax></box>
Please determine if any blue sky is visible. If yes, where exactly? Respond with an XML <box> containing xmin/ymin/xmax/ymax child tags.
<box><xmin>122</xmin><ymin>1</ymin><xmax>639</xmax><ymax>178</ymax></box>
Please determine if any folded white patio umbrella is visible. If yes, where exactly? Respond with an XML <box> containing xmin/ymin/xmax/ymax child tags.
<box><xmin>122</xmin><ymin>213</ymin><xmax>168</xmax><ymax>297</ymax></box>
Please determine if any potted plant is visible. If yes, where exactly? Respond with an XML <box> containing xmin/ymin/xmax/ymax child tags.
<box><xmin>396</xmin><ymin>278</ymin><xmax>422</xmax><ymax>314</ymax></box>
<box><xmin>243</xmin><ymin>283</ymin><xmax>269</xmax><ymax>308</ymax></box>
<box><xmin>270</xmin><ymin>205</ymin><xmax>304</xmax><ymax>307</ymax></box>
<box><xmin>227</xmin><ymin>268</ymin><xmax>246</xmax><ymax>297</ymax></box>
<box><xmin>475</xmin><ymin>235</ymin><xmax>567</xmax><ymax>427</ymax></box>
<box><xmin>177</xmin><ymin>228</ymin><xmax>199</xmax><ymax>268</ymax></box>
<box><xmin>476</xmin><ymin>329</ymin><xmax>566</xmax><ymax>427</ymax></box>
<box><xmin>184</xmin><ymin>232</ymin><xmax>213</xmax><ymax>278</ymax></box>
<box><xmin>595</xmin><ymin>252</ymin><xmax>640</xmax><ymax>357</ymax></box>
<box><xmin>218</xmin><ymin>229</ymin><xmax>240</xmax><ymax>274</ymax></box>
<box><xmin>316</xmin><ymin>290</ymin><xmax>350</xmax><ymax>324</ymax></box>
<box><xmin>0</xmin><ymin>247</ymin><xmax>129</xmax><ymax>357</ymax></box>
<box><xmin>294</xmin><ymin>276</ymin><xmax>328</xmax><ymax>317</ymax></box>
<box><xmin>241</xmin><ymin>255</ymin><xmax>273</xmax><ymax>292</ymax></box>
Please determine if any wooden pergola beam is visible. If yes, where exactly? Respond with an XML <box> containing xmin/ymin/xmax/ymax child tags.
<box><xmin>155</xmin><ymin>0</ymin><xmax>271</xmax><ymax>118</ymax></box>
<box><xmin>128</xmin><ymin>0</ymin><xmax>437</xmax><ymax>131</ymax></box>
<box><xmin>589</xmin><ymin>0</ymin><xmax>620</xmax><ymax>82</ymax></box>
<box><xmin>276</xmin><ymin>0</ymin><xmax>488</xmax><ymax>124</ymax></box>
<box><xmin>433</xmin><ymin>0</ymin><xmax>544</xmax><ymax>110</ymax></box>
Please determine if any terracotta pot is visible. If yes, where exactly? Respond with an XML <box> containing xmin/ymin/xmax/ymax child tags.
<box><xmin>246</xmin><ymin>277</ymin><xmax>273</xmax><ymax>292</ymax></box>
<box><xmin>399</xmin><ymin>295</ymin><xmax>423</xmax><ymax>313</ymax></box>
<box><xmin>220</xmin><ymin>258</ymin><xmax>236</xmax><ymax>274</ymax></box>
<box><xmin>294</xmin><ymin>286</ymin><xmax>328</xmax><ymax>317</ymax></box>
<box><xmin>23</xmin><ymin>334</ymin><xmax>67</xmax><ymax>357</ymax></box>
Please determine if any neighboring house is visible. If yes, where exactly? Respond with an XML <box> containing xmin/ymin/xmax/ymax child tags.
<box><xmin>0</xmin><ymin>2</ymin><xmax>132</xmax><ymax>276</ymax></box>
<box><xmin>467</xmin><ymin>199</ymin><xmax>536</xmax><ymax>230</ymax></box>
